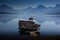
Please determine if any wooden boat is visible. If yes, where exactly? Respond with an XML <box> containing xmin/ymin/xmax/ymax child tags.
<box><xmin>18</xmin><ymin>17</ymin><xmax>40</xmax><ymax>32</ymax></box>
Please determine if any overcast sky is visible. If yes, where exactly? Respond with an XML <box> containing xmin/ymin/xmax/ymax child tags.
<box><xmin>0</xmin><ymin>0</ymin><xmax>60</xmax><ymax>9</ymax></box>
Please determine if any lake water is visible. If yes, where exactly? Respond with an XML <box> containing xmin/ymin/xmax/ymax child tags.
<box><xmin>0</xmin><ymin>14</ymin><xmax>60</xmax><ymax>37</ymax></box>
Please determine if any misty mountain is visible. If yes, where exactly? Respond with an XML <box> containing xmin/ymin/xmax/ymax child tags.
<box><xmin>55</xmin><ymin>4</ymin><xmax>60</xmax><ymax>8</ymax></box>
<box><xmin>0</xmin><ymin>4</ymin><xmax>18</xmax><ymax>14</ymax></box>
<box><xmin>19</xmin><ymin>4</ymin><xmax>60</xmax><ymax>15</ymax></box>
<box><xmin>0</xmin><ymin>4</ymin><xmax>60</xmax><ymax>14</ymax></box>
<box><xmin>31</xmin><ymin>5</ymin><xmax>47</xmax><ymax>14</ymax></box>
<box><xmin>36</xmin><ymin>5</ymin><xmax>46</xmax><ymax>9</ymax></box>
<box><xmin>19</xmin><ymin>4</ymin><xmax>48</xmax><ymax>15</ymax></box>
<box><xmin>46</xmin><ymin>4</ymin><xmax>60</xmax><ymax>15</ymax></box>
<box><xmin>18</xmin><ymin>7</ymin><xmax>33</xmax><ymax>14</ymax></box>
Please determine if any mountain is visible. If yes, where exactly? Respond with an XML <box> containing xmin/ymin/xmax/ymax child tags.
<box><xmin>46</xmin><ymin>4</ymin><xmax>60</xmax><ymax>15</ymax></box>
<box><xmin>27</xmin><ymin>5</ymin><xmax>48</xmax><ymax>14</ymax></box>
<box><xmin>0</xmin><ymin>4</ymin><xmax>18</xmax><ymax>14</ymax></box>
<box><xmin>18</xmin><ymin>4</ymin><xmax>51</xmax><ymax>14</ymax></box>
<box><xmin>55</xmin><ymin>4</ymin><xmax>60</xmax><ymax>8</ymax></box>
<box><xmin>0</xmin><ymin>4</ymin><xmax>13</xmax><ymax>10</ymax></box>
<box><xmin>19</xmin><ymin>4</ymin><xmax>60</xmax><ymax>15</ymax></box>
<box><xmin>25</xmin><ymin>7</ymin><xmax>33</xmax><ymax>10</ymax></box>
<box><xmin>36</xmin><ymin>5</ymin><xmax>46</xmax><ymax>9</ymax></box>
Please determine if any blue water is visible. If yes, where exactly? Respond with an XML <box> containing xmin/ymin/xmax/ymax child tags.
<box><xmin>0</xmin><ymin>14</ymin><xmax>60</xmax><ymax>37</ymax></box>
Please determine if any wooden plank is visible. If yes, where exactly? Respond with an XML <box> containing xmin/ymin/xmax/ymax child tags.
<box><xmin>30</xmin><ymin>32</ymin><xmax>38</xmax><ymax>37</ymax></box>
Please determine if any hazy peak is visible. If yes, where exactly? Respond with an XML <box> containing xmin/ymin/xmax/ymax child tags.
<box><xmin>37</xmin><ymin>4</ymin><xmax>46</xmax><ymax>9</ymax></box>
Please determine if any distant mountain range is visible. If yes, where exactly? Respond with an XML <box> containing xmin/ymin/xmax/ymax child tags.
<box><xmin>0</xmin><ymin>4</ymin><xmax>60</xmax><ymax>23</ymax></box>
<box><xmin>0</xmin><ymin>4</ymin><xmax>60</xmax><ymax>15</ymax></box>
<box><xmin>0</xmin><ymin>4</ymin><xmax>18</xmax><ymax>14</ymax></box>
<box><xmin>19</xmin><ymin>4</ymin><xmax>60</xmax><ymax>15</ymax></box>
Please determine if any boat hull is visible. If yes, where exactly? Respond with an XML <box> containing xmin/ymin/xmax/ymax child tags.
<box><xmin>18</xmin><ymin>20</ymin><xmax>40</xmax><ymax>32</ymax></box>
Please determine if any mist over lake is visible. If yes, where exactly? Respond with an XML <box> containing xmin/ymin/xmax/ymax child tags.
<box><xmin>0</xmin><ymin>13</ymin><xmax>60</xmax><ymax>36</ymax></box>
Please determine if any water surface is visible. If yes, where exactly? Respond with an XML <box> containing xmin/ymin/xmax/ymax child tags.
<box><xmin>0</xmin><ymin>14</ymin><xmax>60</xmax><ymax>37</ymax></box>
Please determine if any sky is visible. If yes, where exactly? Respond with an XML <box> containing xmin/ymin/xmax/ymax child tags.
<box><xmin>0</xmin><ymin>0</ymin><xmax>60</xmax><ymax>9</ymax></box>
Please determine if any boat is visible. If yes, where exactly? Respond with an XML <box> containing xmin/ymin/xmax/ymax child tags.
<box><xmin>18</xmin><ymin>17</ymin><xmax>40</xmax><ymax>32</ymax></box>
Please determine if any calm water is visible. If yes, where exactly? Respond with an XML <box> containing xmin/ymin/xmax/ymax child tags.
<box><xmin>0</xmin><ymin>14</ymin><xmax>60</xmax><ymax>37</ymax></box>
